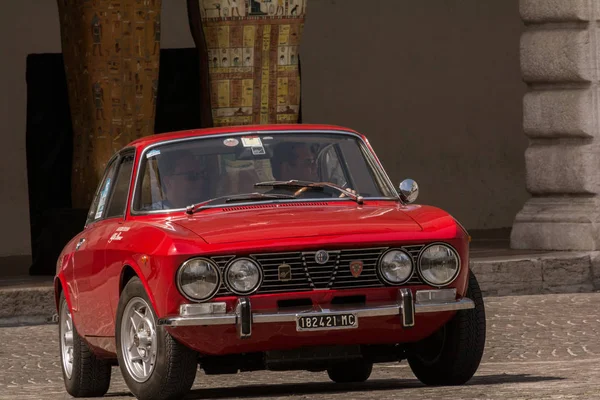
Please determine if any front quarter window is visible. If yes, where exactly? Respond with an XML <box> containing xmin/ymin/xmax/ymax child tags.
<box><xmin>105</xmin><ymin>153</ymin><xmax>135</xmax><ymax>218</ymax></box>
<box><xmin>86</xmin><ymin>159</ymin><xmax>118</xmax><ymax>226</ymax></box>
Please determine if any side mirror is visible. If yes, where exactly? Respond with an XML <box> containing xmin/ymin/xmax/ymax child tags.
<box><xmin>399</xmin><ymin>179</ymin><xmax>419</xmax><ymax>204</ymax></box>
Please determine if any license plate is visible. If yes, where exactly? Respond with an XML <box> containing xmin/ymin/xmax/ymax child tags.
<box><xmin>296</xmin><ymin>313</ymin><xmax>358</xmax><ymax>331</ymax></box>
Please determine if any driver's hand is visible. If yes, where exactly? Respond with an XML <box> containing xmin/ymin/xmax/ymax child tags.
<box><xmin>339</xmin><ymin>188</ymin><xmax>357</xmax><ymax>198</ymax></box>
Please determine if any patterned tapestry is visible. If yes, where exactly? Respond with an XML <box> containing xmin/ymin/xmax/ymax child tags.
<box><xmin>57</xmin><ymin>0</ymin><xmax>162</xmax><ymax>209</ymax></box>
<box><xmin>197</xmin><ymin>0</ymin><xmax>307</xmax><ymax>126</ymax></box>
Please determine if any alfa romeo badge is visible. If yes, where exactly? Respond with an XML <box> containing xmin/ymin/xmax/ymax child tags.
<box><xmin>315</xmin><ymin>250</ymin><xmax>329</xmax><ymax>265</ymax></box>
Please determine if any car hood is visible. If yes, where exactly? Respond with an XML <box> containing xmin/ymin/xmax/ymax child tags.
<box><xmin>169</xmin><ymin>203</ymin><xmax>423</xmax><ymax>244</ymax></box>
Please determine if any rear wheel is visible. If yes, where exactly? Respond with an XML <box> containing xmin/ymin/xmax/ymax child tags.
<box><xmin>327</xmin><ymin>360</ymin><xmax>373</xmax><ymax>383</ymax></box>
<box><xmin>116</xmin><ymin>277</ymin><xmax>197</xmax><ymax>400</ymax></box>
<box><xmin>59</xmin><ymin>293</ymin><xmax>111</xmax><ymax>397</ymax></box>
<box><xmin>407</xmin><ymin>271</ymin><xmax>486</xmax><ymax>385</ymax></box>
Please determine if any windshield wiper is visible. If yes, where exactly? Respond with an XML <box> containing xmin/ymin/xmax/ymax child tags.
<box><xmin>186</xmin><ymin>193</ymin><xmax>296</xmax><ymax>215</ymax></box>
<box><xmin>254</xmin><ymin>180</ymin><xmax>364</xmax><ymax>205</ymax></box>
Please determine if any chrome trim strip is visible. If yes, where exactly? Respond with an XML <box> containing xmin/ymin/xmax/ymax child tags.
<box><xmin>129</xmin><ymin>129</ymin><xmax>400</xmax><ymax>216</ymax></box>
<box><xmin>179</xmin><ymin>302</ymin><xmax>227</xmax><ymax>316</ymax></box>
<box><xmin>399</xmin><ymin>288</ymin><xmax>415</xmax><ymax>327</ymax></box>
<box><xmin>415</xmin><ymin>298</ymin><xmax>474</xmax><ymax>313</ymax></box>
<box><xmin>158</xmin><ymin>297</ymin><xmax>475</xmax><ymax>327</ymax></box>
<box><xmin>235</xmin><ymin>297</ymin><xmax>252</xmax><ymax>338</ymax></box>
<box><xmin>415</xmin><ymin>288</ymin><xmax>457</xmax><ymax>303</ymax></box>
<box><xmin>158</xmin><ymin>314</ymin><xmax>236</xmax><ymax>326</ymax></box>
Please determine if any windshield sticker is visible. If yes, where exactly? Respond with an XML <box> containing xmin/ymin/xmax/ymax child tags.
<box><xmin>241</xmin><ymin>136</ymin><xmax>262</xmax><ymax>147</ymax></box>
<box><xmin>95</xmin><ymin>178</ymin><xmax>111</xmax><ymax>219</ymax></box>
<box><xmin>223</xmin><ymin>138</ymin><xmax>239</xmax><ymax>147</ymax></box>
<box><xmin>251</xmin><ymin>146</ymin><xmax>266</xmax><ymax>155</ymax></box>
<box><xmin>146</xmin><ymin>149</ymin><xmax>161</xmax><ymax>158</ymax></box>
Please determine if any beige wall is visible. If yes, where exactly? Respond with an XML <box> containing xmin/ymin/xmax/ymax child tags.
<box><xmin>0</xmin><ymin>2</ymin><xmax>61</xmax><ymax>260</ymax></box>
<box><xmin>302</xmin><ymin>0</ymin><xmax>529</xmax><ymax>230</ymax></box>
<box><xmin>0</xmin><ymin>0</ymin><xmax>527</xmax><ymax>263</ymax></box>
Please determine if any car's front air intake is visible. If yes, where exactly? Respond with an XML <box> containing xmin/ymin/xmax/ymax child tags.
<box><xmin>211</xmin><ymin>246</ymin><xmax>424</xmax><ymax>297</ymax></box>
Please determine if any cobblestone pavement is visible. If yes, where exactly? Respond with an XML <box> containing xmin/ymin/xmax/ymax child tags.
<box><xmin>2</xmin><ymin>293</ymin><xmax>600</xmax><ymax>399</ymax></box>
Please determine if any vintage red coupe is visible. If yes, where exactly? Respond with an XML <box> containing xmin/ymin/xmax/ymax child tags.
<box><xmin>55</xmin><ymin>124</ymin><xmax>485</xmax><ymax>400</ymax></box>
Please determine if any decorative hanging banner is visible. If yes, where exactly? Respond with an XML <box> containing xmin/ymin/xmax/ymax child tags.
<box><xmin>197</xmin><ymin>0</ymin><xmax>307</xmax><ymax>127</ymax></box>
<box><xmin>57</xmin><ymin>0</ymin><xmax>162</xmax><ymax>209</ymax></box>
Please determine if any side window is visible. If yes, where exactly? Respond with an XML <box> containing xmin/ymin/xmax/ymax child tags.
<box><xmin>86</xmin><ymin>159</ymin><xmax>118</xmax><ymax>226</ymax></box>
<box><xmin>105</xmin><ymin>153</ymin><xmax>135</xmax><ymax>218</ymax></box>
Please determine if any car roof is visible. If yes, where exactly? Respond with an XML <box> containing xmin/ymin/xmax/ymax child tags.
<box><xmin>126</xmin><ymin>124</ymin><xmax>362</xmax><ymax>149</ymax></box>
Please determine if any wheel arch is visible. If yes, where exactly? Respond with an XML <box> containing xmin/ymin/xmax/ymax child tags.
<box><xmin>117</xmin><ymin>261</ymin><xmax>159</xmax><ymax>315</ymax></box>
<box><xmin>54</xmin><ymin>275</ymin><xmax>72</xmax><ymax>314</ymax></box>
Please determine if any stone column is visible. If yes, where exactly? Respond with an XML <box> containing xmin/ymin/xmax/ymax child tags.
<box><xmin>511</xmin><ymin>0</ymin><xmax>600</xmax><ymax>250</ymax></box>
<box><xmin>57</xmin><ymin>0</ymin><xmax>162</xmax><ymax>209</ymax></box>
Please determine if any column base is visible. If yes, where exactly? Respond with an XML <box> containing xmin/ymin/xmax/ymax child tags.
<box><xmin>511</xmin><ymin>196</ymin><xmax>600</xmax><ymax>250</ymax></box>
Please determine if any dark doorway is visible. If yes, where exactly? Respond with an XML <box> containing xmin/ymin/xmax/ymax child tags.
<box><xmin>25</xmin><ymin>48</ymin><xmax>202</xmax><ymax>276</ymax></box>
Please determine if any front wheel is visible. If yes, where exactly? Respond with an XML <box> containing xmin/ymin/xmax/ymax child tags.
<box><xmin>58</xmin><ymin>293</ymin><xmax>111</xmax><ymax>397</ymax></box>
<box><xmin>407</xmin><ymin>270</ymin><xmax>486</xmax><ymax>385</ymax></box>
<box><xmin>116</xmin><ymin>277</ymin><xmax>198</xmax><ymax>400</ymax></box>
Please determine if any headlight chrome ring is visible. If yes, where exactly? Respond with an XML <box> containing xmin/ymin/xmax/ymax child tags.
<box><xmin>377</xmin><ymin>249</ymin><xmax>415</xmax><ymax>285</ymax></box>
<box><xmin>417</xmin><ymin>243</ymin><xmax>461</xmax><ymax>287</ymax></box>
<box><xmin>224</xmin><ymin>257</ymin><xmax>263</xmax><ymax>295</ymax></box>
<box><xmin>176</xmin><ymin>257</ymin><xmax>221</xmax><ymax>302</ymax></box>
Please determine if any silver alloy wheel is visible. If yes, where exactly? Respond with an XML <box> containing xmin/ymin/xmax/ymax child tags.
<box><xmin>120</xmin><ymin>297</ymin><xmax>158</xmax><ymax>383</ymax></box>
<box><xmin>60</xmin><ymin>301</ymin><xmax>74</xmax><ymax>379</ymax></box>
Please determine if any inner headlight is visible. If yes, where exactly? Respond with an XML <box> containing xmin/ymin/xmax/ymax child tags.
<box><xmin>225</xmin><ymin>258</ymin><xmax>262</xmax><ymax>295</ymax></box>
<box><xmin>177</xmin><ymin>258</ymin><xmax>221</xmax><ymax>301</ymax></box>
<box><xmin>418</xmin><ymin>244</ymin><xmax>460</xmax><ymax>286</ymax></box>
<box><xmin>378</xmin><ymin>250</ymin><xmax>414</xmax><ymax>284</ymax></box>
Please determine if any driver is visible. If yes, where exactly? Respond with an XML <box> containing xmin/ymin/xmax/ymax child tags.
<box><xmin>151</xmin><ymin>150</ymin><xmax>209</xmax><ymax>209</ymax></box>
<box><xmin>272</xmin><ymin>142</ymin><xmax>317</xmax><ymax>181</ymax></box>
<box><xmin>271</xmin><ymin>142</ymin><xmax>357</xmax><ymax>197</ymax></box>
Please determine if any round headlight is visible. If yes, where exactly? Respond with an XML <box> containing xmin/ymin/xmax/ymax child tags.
<box><xmin>225</xmin><ymin>258</ymin><xmax>262</xmax><ymax>295</ymax></box>
<box><xmin>418</xmin><ymin>244</ymin><xmax>460</xmax><ymax>286</ymax></box>
<box><xmin>177</xmin><ymin>258</ymin><xmax>220</xmax><ymax>301</ymax></box>
<box><xmin>378</xmin><ymin>250</ymin><xmax>414</xmax><ymax>284</ymax></box>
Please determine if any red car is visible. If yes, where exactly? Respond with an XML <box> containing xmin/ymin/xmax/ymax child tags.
<box><xmin>55</xmin><ymin>124</ymin><xmax>485</xmax><ymax>400</ymax></box>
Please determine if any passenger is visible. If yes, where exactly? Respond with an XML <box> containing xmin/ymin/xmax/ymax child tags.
<box><xmin>152</xmin><ymin>151</ymin><xmax>208</xmax><ymax>209</ymax></box>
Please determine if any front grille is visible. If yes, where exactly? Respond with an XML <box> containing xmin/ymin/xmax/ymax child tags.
<box><xmin>211</xmin><ymin>245</ymin><xmax>425</xmax><ymax>296</ymax></box>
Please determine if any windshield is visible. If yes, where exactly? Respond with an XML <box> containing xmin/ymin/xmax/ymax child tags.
<box><xmin>132</xmin><ymin>132</ymin><xmax>396</xmax><ymax>212</ymax></box>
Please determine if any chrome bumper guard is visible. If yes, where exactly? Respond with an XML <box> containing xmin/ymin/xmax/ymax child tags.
<box><xmin>157</xmin><ymin>289</ymin><xmax>475</xmax><ymax>339</ymax></box>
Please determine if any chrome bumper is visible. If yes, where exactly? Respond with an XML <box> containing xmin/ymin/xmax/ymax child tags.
<box><xmin>157</xmin><ymin>289</ymin><xmax>474</xmax><ymax>338</ymax></box>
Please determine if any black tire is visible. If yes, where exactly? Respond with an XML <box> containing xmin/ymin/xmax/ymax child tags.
<box><xmin>59</xmin><ymin>293</ymin><xmax>112</xmax><ymax>397</ymax></box>
<box><xmin>327</xmin><ymin>360</ymin><xmax>373</xmax><ymax>383</ymax></box>
<box><xmin>116</xmin><ymin>277</ymin><xmax>197</xmax><ymax>400</ymax></box>
<box><xmin>407</xmin><ymin>270</ymin><xmax>486</xmax><ymax>386</ymax></box>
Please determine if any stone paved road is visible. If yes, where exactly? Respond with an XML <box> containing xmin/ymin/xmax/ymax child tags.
<box><xmin>2</xmin><ymin>293</ymin><xmax>600</xmax><ymax>399</ymax></box>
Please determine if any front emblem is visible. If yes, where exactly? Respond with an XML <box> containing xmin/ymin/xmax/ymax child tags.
<box><xmin>350</xmin><ymin>261</ymin><xmax>364</xmax><ymax>278</ymax></box>
<box><xmin>315</xmin><ymin>250</ymin><xmax>329</xmax><ymax>265</ymax></box>
<box><xmin>278</xmin><ymin>264</ymin><xmax>292</xmax><ymax>281</ymax></box>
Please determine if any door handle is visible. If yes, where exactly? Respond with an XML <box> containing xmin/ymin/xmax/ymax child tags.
<box><xmin>75</xmin><ymin>238</ymin><xmax>86</xmax><ymax>251</ymax></box>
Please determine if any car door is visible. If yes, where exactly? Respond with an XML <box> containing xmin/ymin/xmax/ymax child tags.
<box><xmin>71</xmin><ymin>156</ymin><xmax>119</xmax><ymax>337</ymax></box>
<box><xmin>99</xmin><ymin>150</ymin><xmax>136</xmax><ymax>337</ymax></box>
